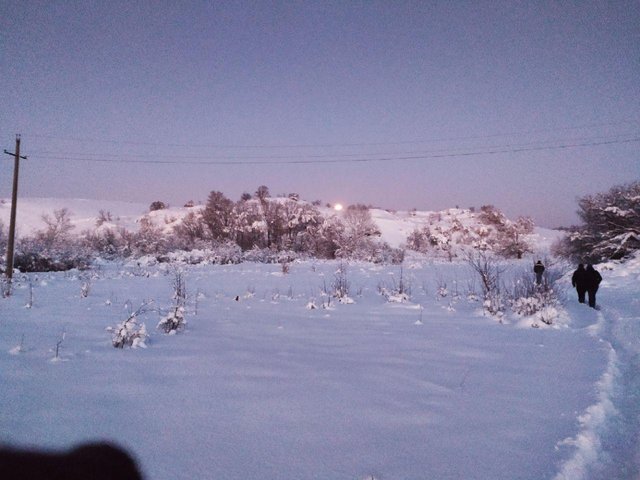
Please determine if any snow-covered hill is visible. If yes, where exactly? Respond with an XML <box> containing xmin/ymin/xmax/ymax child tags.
<box><xmin>0</xmin><ymin>197</ymin><xmax>564</xmax><ymax>252</ymax></box>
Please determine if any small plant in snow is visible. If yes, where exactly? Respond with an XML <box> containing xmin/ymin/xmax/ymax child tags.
<box><xmin>483</xmin><ymin>291</ymin><xmax>505</xmax><ymax>318</ymax></box>
<box><xmin>536</xmin><ymin>306</ymin><xmax>559</xmax><ymax>326</ymax></box>
<box><xmin>333</xmin><ymin>262</ymin><xmax>352</xmax><ymax>302</ymax></box>
<box><xmin>110</xmin><ymin>301</ymin><xmax>152</xmax><ymax>348</ymax></box>
<box><xmin>435</xmin><ymin>274</ymin><xmax>448</xmax><ymax>298</ymax></box>
<box><xmin>80</xmin><ymin>276</ymin><xmax>91</xmax><ymax>298</ymax></box>
<box><xmin>54</xmin><ymin>330</ymin><xmax>66</xmax><ymax>360</ymax></box>
<box><xmin>1</xmin><ymin>277</ymin><xmax>11</xmax><ymax>298</ymax></box>
<box><xmin>9</xmin><ymin>334</ymin><xmax>26</xmax><ymax>355</ymax></box>
<box><xmin>466</xmin><ymin>250</ymin><xmax>507</xmax><ymax>318</ymax></box>
<box><xmin>159</xmin><ymin>269</ymin><xmax>187</xmax><ymax>334</ymax></box>
<box><xmin>379</xmin><ymin>266</ymin><xmax>411</xmax><ymax>302</ymax></box>
<box><xmin>158</xmin><ymin>305</ymin><xmax>186</xmax><ymax>334</ymax></box>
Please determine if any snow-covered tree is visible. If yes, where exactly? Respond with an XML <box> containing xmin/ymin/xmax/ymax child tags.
<box><xmin>496</xmin><ymin>216</ymin><xmax>534</xmax><ymax>259</ymax></box>
<box><xmin>173</xmin><ymin>211</ymin><xmax>207</xmax><ymax>248</ymax></box>
<box><xmin>202</xmin><ymin>191</ymin><xmax>235</xmax><ymax>241</ymax></box>
<box><xmin>233</xmin><ymin>199</ymin><xmax>266</xmax><ymax>250</ymax></box>
<box><xmin>149</xmin><ymin>201</ymin><xmax>167</xmax><ymax>211</ymax></box>
<box><xmin>335</xmin><ymin>204</ymin><xmax>380</xmax><ymax>260</ymax></box>
<box><xmin>555</xmin><ymin>181</ymin><xmax>640</xmax><ymax>262</ymax></box>
<box><xmin>15</xmin><ymin>210</ymin><xmax>92</xmax><ymax>272</ymax></box>
<box><xmin>279</xmin><ymin>199</ymin><xmax>322</xmax><ymax>251</ymax></box>
<box><xmin>255</xmin><ymin>185</ymin><xmax>270</xmax><ymax>202</ymax></box>
<box><xmin>133</xmin><ymin>217</ymin><xmax>167</xmax><ymax>255</ymax></box>
<box><xmin>306</xmin><ymin>214</ymin><xmax>343</xmax><ymax>258</ymax></box>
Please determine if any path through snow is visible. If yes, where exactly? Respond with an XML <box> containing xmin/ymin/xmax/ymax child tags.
<box><xmin>555</xmin><ymin>256</ymin><xmax>640</xmax><ymax>480</ymax></box>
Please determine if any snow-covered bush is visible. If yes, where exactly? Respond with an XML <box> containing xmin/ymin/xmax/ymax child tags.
<box><xmin>466</xmin><ymin>250</ymin><xmax>507</xmax><ymax>317</ymax></box>
<box><xmin>509</xmin><ymin>261</ymin><xmax>566</xmax><ymax>324</ymax></box>
<box><xmin>15</xmin><ymin>237</ymin><xmax>92</xmax><ymax>272</ymax></box>
<box><xmin>511</xmin><ymin>289</ymin><xmax>556</xmax><ymax>316</ymax></box>
<box><xmin>158</xmin><ymin>269</ymin><xmax>187</xmax><ymax>334</ymax></box>
<box><xmin>13</xmin><ymin>209</ymin><xmax>93</xmax><ymax>272</ymax></box>
<box><xmin>210</xmin><ymin>241</ymin><xmax>243</xmax><ymax>264</ymax></box>
<box><xmin>158</xmin><ymin>306</ymin><xmax>186</xmax><ymax>334</ymax></box>
<box><xmin>554</xmin><ymin>181</ymin><xmax>640</xmax><ymax>262</ymax></box>
<box><xmin>110</xmin><ymin>303</ymin><xmax>151</xmax><ymax>348</ymax></box>
<box><xmin>334</xmin><ymin>205</ymin><xmax>381</xmax><ymax>260</ymax></box>
<box><xmin>333</xmin><ymin>262</ymin><xmax>352</xmax><ymax>302</ymax></box>
<box><xmin>379</xmin><ymin>266</ymin><xmax>411</xmax><ymax>302</ymax></box>
<box><xmin>0</xmin><ymin>220</ymin><xmax>7</xmax><ymax>260</ymax></box>
<box><xmin>149</xmin><ymin>201</ymin><xmax>167</xmax><ymax>211</ymax></box>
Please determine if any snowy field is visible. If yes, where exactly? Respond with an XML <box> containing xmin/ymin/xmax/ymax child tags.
<box><xmin>2</xmin><ymin>256</ymin><xmax>639</xmax><ymax>480</ymax></box>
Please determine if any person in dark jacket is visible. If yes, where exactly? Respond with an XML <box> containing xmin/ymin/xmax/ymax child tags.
<box><xmin>571</xmin><ymin>264</ymin><xmax>587</xmax><ymax>303</ymax></box>
<box><xmin>533</xmin><ymin>260</ymin><xmax>545</xmax><ymax>285</ymax></box>
<box><xmin>584</xmin><ymin>264</ymin><xmax>602</xmax><ymax>308</ymax></box>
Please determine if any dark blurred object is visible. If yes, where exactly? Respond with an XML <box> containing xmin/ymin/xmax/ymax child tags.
<box><xmin>0</xmin><ymin>442</ymin><xmax>143</xmax><ymax>480</ymax></box>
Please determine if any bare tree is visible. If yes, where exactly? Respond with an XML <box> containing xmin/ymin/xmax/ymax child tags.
<box><xmin>39</xmin><ymin>208</ymin><xmax>75</xmax><ymax>248</ymax></box>
<box><xmin>465</xmin><ymin>250</ymin><xmax>506</xmax><ymax>297</ymax></box>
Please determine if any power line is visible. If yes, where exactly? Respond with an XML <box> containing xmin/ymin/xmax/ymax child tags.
<box><xmin>29</xmin><ymin>137</ymin><xmax>640</xmax><ymax>166</ymax></box>
<box><xmin>27</xmin><ymin>132</ymin><xmax>640</xmax><ymax>161</ymax></box>
<box><xmin>23</xmin><ymin>120</ymin><xmax>640</xmax><ymax>149</ymax></box>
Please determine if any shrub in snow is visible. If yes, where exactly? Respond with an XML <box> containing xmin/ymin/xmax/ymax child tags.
<box><xmin>211</xmin><ymin>241</ymin><xmax>243</xmax><ymax>264</ymax></box>
<box><xmin>483</xmin><ymin>293</ymin><xmax>505</xmax><ymax>318</ymax></box>
<box><xmin>110</xmin><ymin>301</ymin><xmax>152</xmax><ymax>348</ymax></box>
<box><xmin>382</xmin><ymin>289</ymin><xmax>410</xmax><ymax>303</ymax></box>
<box><xmin>171</xmin><ymin>211</ymin><xmax>208</xmax><ymax>249</ymax></box>
<box><xmin>554</xmin><ymin>180</ymin><xmax>640</xmax><ymax>262</ymax></box>
<box><xmin>1</xmin><ymin>276</ymin><xmax>11</xmax><ymax>298</ymax></box>
<box><xmin>158</xmin><ymin>306</ymin><xmax>186</xmax><ymax>334</ymax></box>
<box><xmin>333</xmin><ymin>262</ymin><xmax>350</xmax><ymax>300</ymax></box>
<box><xmin>149</xmin><ymin>201</ymin><xmax>167</xmax><ymax>211</ymax></box>
<box><xmin>379</xmin><ymin>266</ymin><xmax>411</xmax><ymax>302</ymax></box>
<box><xmin>0</xmin><ymin>219</ymin><xmax>7</xmax><ymax>259</ymax></box>
<box><xmin>536</xmin><ymin>306</ymin><xmax>559</xmax><ymax>326</ymax></box>
<box><xmin>466</xmin><ymin>250</ymin><xmax>508</xmax><ymax>317</ymax></box>
<box><xmin>14</xmin><ymin>240</ymin><xmax>92</xmax><ymax>272</ymax></box>
<box><xmin>509</xmin><ymin>262</ymin><xmax>565</xmax><ymax>325</ymax></box>
<box><xmin>158</xmin><ymin>268</ymin><xmax>187</xmax><ymax>334</ymax></box>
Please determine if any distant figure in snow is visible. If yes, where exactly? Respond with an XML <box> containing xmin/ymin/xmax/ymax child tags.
<box><xmin>533</xmin><ymin>260</ymin><xmax>545</xmax><ymax>285</ymax></box>
<box><xmin>571</xmin><ymin>264</ymin><xmax>587</xmax><ymax>304</ymax></box>
<box><xmin>584</xmin><ymin>264</ymin><xmax>602</xmax><ymax>309</ymax></box>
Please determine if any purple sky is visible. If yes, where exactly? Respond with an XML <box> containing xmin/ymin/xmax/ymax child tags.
<box><xmin>1</xmin><ymin>1</ymin><xmax>638</xmax><ymax>227</ymax></box>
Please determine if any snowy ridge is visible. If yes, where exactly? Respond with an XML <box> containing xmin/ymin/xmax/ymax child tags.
<box><xmin>0</xmin><ymin>197</ymin><xmax>563</xmax><ymax>250</ymax></box>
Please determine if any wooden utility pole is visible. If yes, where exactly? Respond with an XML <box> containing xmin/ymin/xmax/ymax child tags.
<box><xmin>3</xmin><ymin>134</ymin><xmax>27</xmax><ymax>282</ymax></box>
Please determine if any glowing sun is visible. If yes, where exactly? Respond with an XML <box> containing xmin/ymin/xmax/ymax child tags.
<box><xmin>334</xmin><ymin>203</ymin><xmax>343</xmax><ymax>211</ymax></box>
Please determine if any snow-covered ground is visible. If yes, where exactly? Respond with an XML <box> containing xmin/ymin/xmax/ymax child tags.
<box><xmin>1</xmin><ymin>198</ymin><xmax>638</xmax><ymax>479</ymax></box>
<box><xmin>1</xmin><ymin>254</ymin><xmax>638</xmax><ymax>479</ymax></box>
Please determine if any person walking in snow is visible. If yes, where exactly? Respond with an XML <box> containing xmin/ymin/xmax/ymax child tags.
<box><xmin>533</xmin><ymin>260</ymin><xmax>545</xmax><ymax>286</ymax></box>
<box><xmin>571</xmin><ymin>264</ymin><xmax>587</xmax><ymax>304</ymax></box>
<box><xmin>584</xmin><ymin>264</ymin><xmax>602</xmax><ymax>309</ymax></box>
